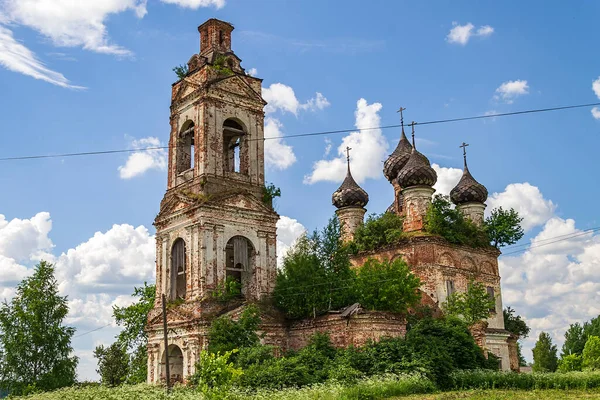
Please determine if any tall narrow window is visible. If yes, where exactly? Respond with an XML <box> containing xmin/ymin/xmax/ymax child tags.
<box><xmin>446</xmin><ymin>280</ymin><xmax>455</xmax><ymax>296</ymax></box>
<box><xmin>171</xmin><ymin>239</ymin><xmax>186</xmax><ymax>300</ymax></box>
<box><xmin>176</xmin><ymin>122</ymin><xmax>195</xmax><ymax>175</ymax></box>
<box><xmin>225</xmin><ymin>236</ymin><xmax>254</xmax><ymax>298</ymax></box>
<box><xmin>487</xmin><ymin>286</ymin><xmax>496</xmax><ymax>312</ymax></box>
<box><xmin>218</xmin><ymin>30</ymin><xmax>223</xmax><ymax>45</ymax></box>
<box><xmin>223</xmin><ymin>119</ymin><xmax>247</xmax><ymax>175</ymax></box>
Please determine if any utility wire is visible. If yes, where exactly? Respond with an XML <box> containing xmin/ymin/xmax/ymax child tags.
<box><xmin>1</xmin><ymin>102</ymin><xmax>599</xmax><ymax>162</ymax></box>
<box><xmin>73</xmin><ymin>323</ymin><xmax>113</xmax><ymax>338</ymax></box>
<box><xmin>502</xmin><ymin>226</ymin><xmax>600</xmax><ymax>250</ymax></box>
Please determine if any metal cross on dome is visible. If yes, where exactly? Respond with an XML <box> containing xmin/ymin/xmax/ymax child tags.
<box><xmin>460</xmin><ymin>142</ymin><xmax>469</xmax><ymax>167</ymax></box>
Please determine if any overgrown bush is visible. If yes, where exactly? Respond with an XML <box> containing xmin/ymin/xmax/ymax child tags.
<box><xmin>273</xmin><ymin>217</ymin><xmax>356</xmax><ymax>319</ymax></box>
<box><xmin>207</xmin><ymin>305</ymin><xmax>261</xmax><ymax>356</ymax></box>
<box><xmin>442</xmin><ymin>280</ymin><xmax>496</xmax><ymax>325</ymax></box>
<box><xmin>355</xmin><ymin>258</ymin><xmax>421</xmax><ymax>314</ymax></box>
<box><xmin>559</xmin><ymin>354</ymin><xmax>583</xmax><ymax>372</ymax></box>
<box><xmin>583</xmin><ymin>336</ymin><xmax>600</xmax><ymax>371</ymax></box>
<box><xmin>212</xmin><ymin>276</ymin><xmax>242</xmax><ymax>303</ymax></box>
<box><xmin>349</xmin><ymin>212</ymin><xmax>405</xmax><ymax>253</ymax></box>
<box><xmin>188</xmin><ymin>350</ymin><xmax>242</xmax><ymax>394</ymax></box>
<box><xmin>424</xmin><ymin>195</ymin><xmax>489</xmax><ymax>248</ymax></box>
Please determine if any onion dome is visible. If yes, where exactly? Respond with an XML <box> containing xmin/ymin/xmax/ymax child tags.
<box><xmin>332</xmin><ymin>148</ymin><xmax>369</xmax><ymax>208</ymax></box>
<box><xmin>396</xmin><ymin>124</ymin><xmax>437</xmax><ymax>188</ymax></box>
<box><xmin>450</xmin><ymin>143</ymin><xmax>488</xmax><ymax>204</ymax></box>
<box><xmin>383</xmin><ymin>129</ymin><xmax>412</xmax><ymax>182</ymax></box>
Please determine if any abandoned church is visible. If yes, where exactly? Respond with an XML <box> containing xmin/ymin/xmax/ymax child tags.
<box><xmin>145</xmin><ymin>18</ymin><xmax>518</xmax><ymax>383</ymax></box>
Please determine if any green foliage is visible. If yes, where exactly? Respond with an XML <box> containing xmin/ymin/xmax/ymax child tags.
<box><xmin>212</xmin><ymin>276</ymin><xmax>242</xmax><ymax>303</ymax></box>
<box><xmin>349</xmin><ymin>212</ymin><xmax>405</xmax><ymax>253</ymax></box>
<box><xmin>485</xmin><ymin>353</ymin><xmax>501</xmax><ymax>370</ymax></box>
<box><xmin>563</xmin><ymin>322</ymin><xmax>587</xmax><ymax>357</ymax></box>
<box><xmin>112</xmin><ymin>282</ymin><xmax>155</xmax><ymax>384</ymax></box>
<box><xmin>517</xmin><ymin>342</ymin><xmax>528</xmax><ymax>367</ymax></box>
<box><xmin>93</xmin><ymin>343</ymin><xmax>129</xmax><ymax>386</ymax></box>
<box><xmin>235</xmin><ymin>345</ymin><xmax>275</xmax><ymax>369</ymax></box>
<box><xmin>533</xmin><ymin>331</ymin><xmax>559</xmax><ymax>372</ymax></box>
<box><xmin>113</xmin><ymin>283</ymin><xmax>155</xmax><ymax>351</ymax></box>
<box><xmin>425</xmin><ymin>195</ymin><xmax>490</xmax><ymax>248</ymax></box>
<box><xmin>562</xmin><ymin>316</ymin><xmax>600</xmax><ymax>358</ymax></box>
<box><xmin>404</xmin><ymin>317</ymin><xmax>487</xmax><ymax>388</ymax></box>
<box><xmin>558</xmin><ymin>354</ymin><xmax>583</xmax><ymax>372</ymax></box>
<box><xmin>583</xmin><ymin>336</ymin><xmax>600</xmax><ymax>371</ymax></box>
<box><xmin>450</xmin><ymin>369</ymin><xmax>600</xmax><ymax>391</ymax></box>
<box><xmin>0</xmin><ymin>261</ymin><xmax>78</xmax><ymax>395</ymax></box>
<box><xmin>207</xmin><ymin>304</ymin><xmax>261</xmax><ymax>355</ymax></box>
<box><xmin>354</xmin><ymin>257</ymin><xmax>421</xmax><ymax>314</ymax></box>
<box><xmin>273</xmin><ymin>217</ymin><xmax>356</xmax><ymax>319</ymax></box>
<box><xmin>210</xmin><ymin>55</ymin><xmax>233</xmax><ymax>76</ymax></box>
<box><xmin>485</xmin><ymin>207</ymin><xmax>525</xmax><ymax>249</ymax></box>
<box><xmin>442</xmin><ymin>280</ymin><xmax>496</xmax><ymax>325</ymax></box>
<box><xmin>262</xmin><ymin>183</ymin><xmax>281</xmax><ymax>208</ymax></box>
<box><xmin>188</xmin><ymin>350</ymin><xmax>242</xmax><ymax>394</ymax></box>
<box><xmin>172</xmin><ymin>64</ymin><xmax>189</xmax><ymax>79</ymax></box>
<box><xmin>503</xmin><ymin>306</ymin><xmax>531</xmax><ymax>338</ymax></box>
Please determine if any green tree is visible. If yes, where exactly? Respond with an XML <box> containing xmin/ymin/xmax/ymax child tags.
<box><xmin>189</xmin><ymin>350</ymin><xmax>242</xmax><ymax>394</ymax></box>
<box><xmin>503</xmin><ymin>306</ymin><xmax>530</xmax><ymax>338</ymax></box>
<box><xmin>207</xmin><ymin>304</ymin><xmax>261</xmax><ymax>355</ymax></box>
<box><xmin>583</xmin><ymin>335</ymin><xmax>600</xmax><ymax>371</ymax></box>
<box><xmin>273</xmin><ymin>217</ymin><xmax>357</xmax><ymax>319</ymax></box>
<box><xmin>562</xmin><ymin>322</ymin><xmax>587</xmax><ymax>357</ymax></box>
<box><xmin>558</xmin><ymin>353</ymin><xmax>583</xmax><ymax>372</ymax></box>
<box><xmin>172</xmin><ymin>64</ymin><xmax>188</xmax><ymax>79</ymax></box>
<box><xmin>517</xmin><ymin>342</ymin><xmax>528</xmax><ymax>367</ymax></box>
<box><xmin>350</xmin><ymin>212</ymin><xmax>405</xmax><ymax>253</ymax></box>
<box><xmin>485</xmin><ymin>207</ymin><xmax>524</xmax><ymax>249</ymax></box>
<box><xmin>355</xmin><ymin>258</ymin><xmax>421</xmax><ymax>314</ymax></box>
<box><xmin>112</xmin><ymin>282</ymin><xmax>155</xmax><ymax>383</ymax></box>
<box><xmin>94</xmin><ymin>342</ymin><xmax>129</xmax><ymax>386</ymax></box>
<box><xmin>442</xmin><ymin>281</ymin><xmax>496</xmax><ymax>325</ymax></box>
<box><xmin>0</xmin><ymin>261</ymin><xmax>78</xmax><ymax>394</ymax></box>
<box><xmin>425</xmin><ymin>195</ymin><xmax>489</xmax><ymax>248</ymax></box>
<box><xmin>532</xmin><ymin>331</ymin><xmax>558</xmax><ymax>372</ymax></box>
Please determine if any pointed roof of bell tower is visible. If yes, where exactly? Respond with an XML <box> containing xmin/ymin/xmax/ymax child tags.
<box><xmin>332</xmin><ymin>147</ymin><xmax>369</xmax><ymax>208</ymax></box>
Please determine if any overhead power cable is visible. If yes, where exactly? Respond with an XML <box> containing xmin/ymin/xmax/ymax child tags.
<box><xmin>73</xmin><ymin>323</ymin><xmax>113</xmax><ymax>338</ymax></box>
<box><xmin>1</xmin><ymin>102</ymin><xmax>598</xmax><ymax>162</ymax></box>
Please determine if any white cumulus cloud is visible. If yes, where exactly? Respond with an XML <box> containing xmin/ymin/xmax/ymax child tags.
<box><xmin>263</xmin><ymin>83</ymin><xmax>330</xmax><ymax>115</ymax></box>
<box><xmin>246</xmin><ymin>67</ymin><xmax>258</xmax><ymax>77</ymax></box>
<box><xmin>446</xmin><ymin>22</ymin><xmax>494</xmax><ymax>45</ymax></box>
<box><xmin>304</xmin><ymin>98</ymin><xmax>388</xmax><ymax>184</ymax></box>
<box><xmin>276</xmin><ymin>216</ymin><xmax>306</xmax><ymax>267</ymax></box>
<box><xmin>264</xmin><ymin>117</ymin><xmax>296</xmax><ymax>170</ymax></box>
<box><xmin>487</xmin><ymin>182</ymin><xmax>555</xmax><ymax>232</ymax></box>
<box><xmin>432</xmin><ymin>163</ymin><xmax>462</xmax><ymax>197</ymax></box>
<box><xmin>494</xmin><ymin>80</ymin><xmax>529</xmax><ymax>104</ymax></box>
<box><xmin>500</xmin><ymin>216</ymin><xmax>600</xmax><ymax>362</ymax></box>
<box><xmin>160</xmin><ymin>0</ymin><xmax>225</xmax><ymax>8</ymax></box>
<box><xmin>593</xmin><ymin>77</ymin><xmax>600</xmax><ymax>99</ymax></box>
<box><xmin>592</xmin><ymin>107</ymin><xmax>600</xmax><ymax>120</ymax></box>
<box><xmin>118</xmin><ymin>137</ymin><xmax>167</xmax><ymax>179</ymax></box>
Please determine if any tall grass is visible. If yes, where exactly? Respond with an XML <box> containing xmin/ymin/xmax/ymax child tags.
<box><xmin>451</xmin><ymin>370</ymin><xmax>600</xmax><ymax>390</ymax></box>
<box><xmin>13</xmin><ymin>374</ymin><xmax>434</xmax><ymax>400</ymax></box>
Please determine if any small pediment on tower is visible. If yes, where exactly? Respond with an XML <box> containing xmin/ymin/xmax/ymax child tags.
<box><xmin>208</xmin><ymin>74</ymin><xmax>265</xmax><ymax>105</ymax></box>
<box><xmin>211</xmin><ymin>190</ymin><xmax>274</xmax><ymax>214</ymax></box>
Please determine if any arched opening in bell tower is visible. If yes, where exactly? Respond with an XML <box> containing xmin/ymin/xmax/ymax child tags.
<box><xmin>223</xmin><ymin>119</ymin><xmax>247</xmax><ymax>175</ymax></box>
<box><xmin>224</xmin><ymin>236</ymin><xmax>255</xmax><ymax>298</ymax></box>
<box><xmin>160</xmin><ymin>344</ymin><xmax>184</xmax><ymax>383</ymax></box>
<box><xmin>176</xmin><ymin>121</ymin><xmax>195</xmax><ymax>175</ymax></box>
<box><xmin>171</xmin><ymin>238</ymin><xmax>187</xmax><ymax>300</ymax></box>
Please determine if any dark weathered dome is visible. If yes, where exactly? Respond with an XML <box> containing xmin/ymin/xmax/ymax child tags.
<box><xmin>383</xmin><ymin>130</ymin><xmax>413</xmax><ymax>182</ymax></box>
<box><xmin>332</xmin><ymin>168</ymin><xmax>369</xmax><ymax>208</ymax></box>
<box><xmin>397</xmin><ymin>148</ymin><xmax>437</xmax><ymax>188</ymax></box>
<box><xmin>450</xmin><ymin>166</ymin><xmax>488</xmax><ymax>205</ymax></box>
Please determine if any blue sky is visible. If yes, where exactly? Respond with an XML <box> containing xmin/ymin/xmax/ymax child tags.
<box><xmin>1</xmin><ymin>0</ymin><xmax>600</xmax><ymax>380</ymax></box>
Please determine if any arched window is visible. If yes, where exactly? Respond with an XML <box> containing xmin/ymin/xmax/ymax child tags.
<box><xmin>176</xmin><ymin>121</ymin><xmax>194</xmax><ymax>175</ymax></box>
<box><xmin>161</xmin><ymin>344</ymin><xmax>183</xmax><ymax>383</ymax></box>
<box><xmin>224</xmin><ymin>236</ymin><xmax>254</xmax><ymax>298</ymax></box>
<box><xmin>223</xmin><ymin>119</ymin><xmax>247</xmax><ymax>175</ymax></box>
<box><xmin>171</xmin><ymin>239</ymin><xmax>186</xmax><ymax>300</ymax></box>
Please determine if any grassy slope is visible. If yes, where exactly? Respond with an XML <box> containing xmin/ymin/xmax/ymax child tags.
<box><xmin>400</xmin><ymin>389</ymin><xmax>600</xmax><ymax>399</ymax></box>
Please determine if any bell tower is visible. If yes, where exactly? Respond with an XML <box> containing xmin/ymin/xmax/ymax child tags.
<box><xmin>147</xmin><ymin>19</ymin><xmax>279</xmax><ymax>384</ymax></box>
